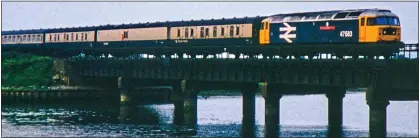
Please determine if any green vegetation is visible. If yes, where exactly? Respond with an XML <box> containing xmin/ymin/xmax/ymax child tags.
<box><xmin>1</xmin><ymin>52</ymin><xmax>54</xmax><ymax>89</ymax></box>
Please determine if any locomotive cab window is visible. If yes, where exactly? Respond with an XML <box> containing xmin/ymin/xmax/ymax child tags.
<box><xmin>361</xmin><ymin>18</ymin><xmax>365</xmax><ymax>26</ymax></box>
<box><xmin>367</xmin><ymin>18</ymin><xmax>375</xmax><ymax>26</ymax></box>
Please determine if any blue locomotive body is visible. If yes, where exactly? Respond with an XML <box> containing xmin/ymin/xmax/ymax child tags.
<box><xmin>269</xmin><ymin>20</ymin><xmax>359</xmax><ymax>44</ymax></box>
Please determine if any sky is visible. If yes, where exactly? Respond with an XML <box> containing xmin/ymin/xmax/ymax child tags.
<box><xmin>1</xmin><ymin>2</ymin><xmax>418</xmax><ymax>43</ymax></box>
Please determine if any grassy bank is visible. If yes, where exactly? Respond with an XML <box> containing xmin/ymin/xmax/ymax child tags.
<box><xmin>1</xmin><ymin>52</ymin><xmax>55</xmax><ymax>89</ymax></box>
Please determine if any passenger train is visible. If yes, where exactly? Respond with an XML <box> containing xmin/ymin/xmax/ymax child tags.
<box><xmin>1</xmin><ymin>8</ymin><xmax>404</xmax><ymax>58</ymax></box>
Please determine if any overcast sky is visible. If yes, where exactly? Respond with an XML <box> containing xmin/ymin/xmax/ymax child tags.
<box><xmin>1</xmin><ymin>2</ymin><xmax>418</xmax><ymax>43</ymax></box>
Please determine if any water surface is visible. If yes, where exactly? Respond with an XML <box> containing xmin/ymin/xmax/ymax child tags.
<box><xmin>2</xmin><ymin>92</ymin><xmax>418</xmax><ymax>137</ymax></box>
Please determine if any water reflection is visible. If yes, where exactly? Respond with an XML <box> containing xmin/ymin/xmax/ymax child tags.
<box><xmin>2</xmin><ymin>93</ymin><xmax>418</xmax><ymax>137</ymax></box>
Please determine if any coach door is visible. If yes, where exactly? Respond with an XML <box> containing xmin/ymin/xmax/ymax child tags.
<box><xmin>359</xmin><ymin>17</ymin><xmax>366</xmax><ymax>42</ymax></box>
<box><xmin>259</xmin><ymin>20</ymin><xmax>270</xmax><ymax>44</ymax></box>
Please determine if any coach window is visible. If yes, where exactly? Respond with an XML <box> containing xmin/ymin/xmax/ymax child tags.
<box><xmin>71</xmin><ymin>33</ymin><xmax>74</xmax><ymax>41</ymax></box>
<box><xmin>81</xmin><ymin>33</ymin><xmax>84</xmax><ymax>41</ymax></box>
<box><xmin>76</xmin><ymin>34</ymin><xmax>79</xmax><ymax>41</ymax></box>
<box><xmin>236</xmin><ymin>26</ymin><xmax>240</xmax><ymax>36</ymax></box>
<box><xmin>205</xmin><ymin>28</ymin><xmax>209</xmax><ymax>37</ymax></box>
<box><xmin>177</xmin><ymin>29</ymin><xmax>180</xmax><ymax>38</ymax></box>
<box><xmin>28</xmin><ymin>35</ymin><xmax>32</xmax><ymax>42</ymax></box>
<box><xmin>123</xmin><ymin>31</ymin><xmax>128</xmax><ymax>39</ymax></box>
<box><xmin>213</xmin><ymin>26</ymin><xmax>217</xmax><ymax>37</ymax></box>
<box><xmin>190</xmin><ymin>28</ymin><xmax>194</xmax><ymax>37</ymax></box>
<box><xmin>200</xmin><ymin>27</ymin><xmax>204</xmax><ymax>38</ymax></box>
<box><xmin>85</xmin><ymin>33</ymin><xmax>88</xmax><ymax>40</ymax></box>
<box><xmin>221</xmin><ymin>27</ymin><xmax>225</xmax><ymax>36</ymax></box>
<box><xmin>185</xmin><ymin>28</ymin><xmax>189</xmax><ymax>38</ymax></box>
<box><xmin>230</xmin><ymin>25</ymin><xmax>234</xmax><ymax>37</ymax></box>
<box><xmin>23</xmin><ymin>35</ymin><xmax>27</xmax><ymax>42</ymax></box>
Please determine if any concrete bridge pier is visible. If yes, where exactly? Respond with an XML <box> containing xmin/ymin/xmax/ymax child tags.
<box><xmin>261</xmin><ymin>83</ymin><xmax>282</xmax><ymax>138</ymax></box>
<box><xmin>172</xmin><ymin>84</ymin><xmax>184</xmax><ymax>125</ymax></box>
<box><xmin>182</xmin><ymin>80</ymin><xmax>199</xmax><ymax>127</ymax></box>
<box><xmin>172</xmin><ymin>80</ymin><xmax>199</xmax><ymax>128</ymax></box>
<box><xmin>118</xmin><ymin>77</ymin><xmax>134</xmax><ymax>105</ymax></box>
<box><xmin>326</xmin><ymin>88</ymin><xmax>346</xmax><ymax>138</ymax></box>
<box><xmin>240</xmin><ymin>83</ymin><xmax>258</xmax><ymax>138</ymax></box>
<box><xmin>366</xmin><ymin>87</ymin><xmax>389</xmax><ymax>138</ymax></box>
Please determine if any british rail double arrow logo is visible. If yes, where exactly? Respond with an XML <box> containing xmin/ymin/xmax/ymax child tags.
<box><xmin>279</xmin><ymin>23</ymin><xmax>296</xmax><ymax>43</ymax></box>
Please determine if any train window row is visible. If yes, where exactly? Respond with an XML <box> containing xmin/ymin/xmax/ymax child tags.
<box><xmin>48</xmin><ymin>32</ymin><xmax>89</xmax><ymax>42</ymax></box>
<box><xmin>176</xmin><ymin>25</ymin><xmax>241</xmax><ymax>38</ymax></box>
<box><xmin>1</xmin><ymin>34</ymin><xmax>43</xmax><ymax>43</ymax></box>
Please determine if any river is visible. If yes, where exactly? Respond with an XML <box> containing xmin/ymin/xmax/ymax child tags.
<box><xmin>1</xmin><ymin>92</ymin><xmax>417</xmax><ymax>137</ymax></box>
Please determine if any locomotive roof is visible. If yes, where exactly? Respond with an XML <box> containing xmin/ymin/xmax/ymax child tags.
<box><xmin>265</xmin><ymin>8</ymin><xmax>394</xmax><ymax>22</ymax></box>
<box><xmin>271</xmin><ymin>8</ymin><xmax>391</xmax><ymax>17</ymax></box>
<box><xmin>2</xmin><ymin>16</ymin><xmax>266</xmax><ymax>35</ymax></box>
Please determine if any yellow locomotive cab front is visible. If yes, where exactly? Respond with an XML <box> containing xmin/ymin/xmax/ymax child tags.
<box><xmin>359</xmin><ymin>14</ymin><xmax>401</xmax><ymax>43</ymax></box>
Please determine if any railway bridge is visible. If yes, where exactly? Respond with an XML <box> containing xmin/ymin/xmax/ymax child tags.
<box><xmin>50</xmin><ymin>43</ymin><xmax>419</xmax><ymax>138</ymax></box>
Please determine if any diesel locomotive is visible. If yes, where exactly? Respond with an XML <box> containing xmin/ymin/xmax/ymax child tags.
<box><xmin>1</xmin><ymin>8</ymin><xmax>404</xmax><ymax>58</ymax></box>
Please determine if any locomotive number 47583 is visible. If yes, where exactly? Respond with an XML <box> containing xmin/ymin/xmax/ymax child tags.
<box><xmin>340</xmin><ymin>31</ymin><xmax>353</xmax><ymax>38</ymax></box>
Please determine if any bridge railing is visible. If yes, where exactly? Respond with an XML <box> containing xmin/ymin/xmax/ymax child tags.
<box><xmin>68</xmin><ymin>43</ymin><xmax>419</xmax><ymax>60</ymax></box>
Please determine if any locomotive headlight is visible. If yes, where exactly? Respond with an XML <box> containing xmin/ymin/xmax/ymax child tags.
<box><xmin>383</xmin><ymin>31</ymin><xmax>386</xmax><ymax>34</ymax></box>
<box><xmin>393</xmin><ymin>31</ymin><xmax>395</xmax><ymax>34</ymax></box>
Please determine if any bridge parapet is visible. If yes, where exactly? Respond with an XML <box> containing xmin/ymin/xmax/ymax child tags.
<box><xmin>61</xmin><ymin>57</ymin><xmax>418</xmax><ymax>91</ymax></box>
